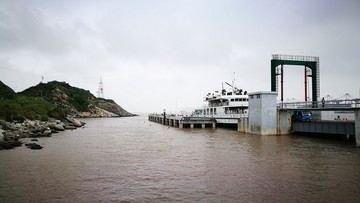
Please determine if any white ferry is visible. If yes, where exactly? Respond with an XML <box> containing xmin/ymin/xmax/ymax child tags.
<box><xmin>193</xmin><ymin>79</ymin><xmax>249</xmax><ymax>124</ymax></box>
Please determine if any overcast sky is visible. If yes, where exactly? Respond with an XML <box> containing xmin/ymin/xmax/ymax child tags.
<box><xmin>1</xmin><ymin>0</ymin><xmax>359</xmax><ymax>113</ymax></box>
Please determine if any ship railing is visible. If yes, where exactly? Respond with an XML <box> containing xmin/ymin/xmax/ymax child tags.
<box><xmin>191</xmin><ymin>113</ymin><xmax>248</xmax><ymax>118</ymax></box>
<box><xmin>214</xmin><ymin>114</ymin><xmax>248</xmax><ymax>118</ymax></box>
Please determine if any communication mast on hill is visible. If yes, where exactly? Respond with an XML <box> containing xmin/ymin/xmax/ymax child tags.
<box><xmin>97</xmin><ymin>77</ymin><xmax>104</xmax><ymax>98</ymax></box>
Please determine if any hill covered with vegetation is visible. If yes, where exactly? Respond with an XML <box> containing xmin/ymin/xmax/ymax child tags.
<box><xmin>0</xmin><ymin>80</ymin><xmax>134</xmax><ymax>121</ymax></box>
<box><xmin>0</xmin><ymin>81</ymin><xmax>15</xmax><ymax>100</ymax></box>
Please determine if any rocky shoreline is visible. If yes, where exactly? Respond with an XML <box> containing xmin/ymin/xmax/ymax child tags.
<box><xmin>0</xmin><ymin>117</ymin><xmax>85</xmax><ymax>150</ymax></box>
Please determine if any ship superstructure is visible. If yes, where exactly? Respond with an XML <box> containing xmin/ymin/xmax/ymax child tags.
<box><xmin>194</xmin><ymin>79</ymin><xmax>249</xmax><ymax>124</ymax></box>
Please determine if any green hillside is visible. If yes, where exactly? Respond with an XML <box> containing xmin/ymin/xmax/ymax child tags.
<box><xmin>0</xmin><ymin>80</ymin><xmax>134</xmax><ymax>121</ymax></box>
<box><xmin>0</xmin><ymin>81</ymin><xmax>15</xmax><ymax>100</ymax></box>
<box><xmin>20</xmin><ymin>81</ymin><xmax>94</xmax><ymax>112</ymax></box>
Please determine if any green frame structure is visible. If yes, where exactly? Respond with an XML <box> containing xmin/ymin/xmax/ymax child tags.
<box><xmin>271</xmin><ymin>54</ymin><xmax>319</xmax><ymax>102</ymax></box>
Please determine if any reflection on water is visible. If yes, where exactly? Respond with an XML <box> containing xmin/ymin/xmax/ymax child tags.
<box><xmin>1</xmin><ymin>116</ymin><xmax>360</xmax><ymax>202</ymax></box>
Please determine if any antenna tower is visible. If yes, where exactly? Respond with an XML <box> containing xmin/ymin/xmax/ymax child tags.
<box><xmin>97</xmin><ymin>77</ymin><xmax>104</xmax><ymax>98</ymax></box>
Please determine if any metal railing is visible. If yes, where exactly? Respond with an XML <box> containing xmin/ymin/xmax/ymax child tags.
<box><xmin>278</xmin><ymin>99</ymin><xmax>360</xmax><ymax>110</ymax></box>
<box><xmin>272</xmin><ymin>54</ymin><xmax>319</xmax><ymax>62</ymax></box>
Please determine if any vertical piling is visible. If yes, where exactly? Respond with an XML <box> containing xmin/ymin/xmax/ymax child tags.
<box><xmin>355</xmin><ymin>109</ymin><xmax>360</xmax><ymax>147</ymax></box>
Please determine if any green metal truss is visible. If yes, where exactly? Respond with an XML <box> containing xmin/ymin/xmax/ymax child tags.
<box><xmin>271</xmin><ymin>54</ymin><xmax>319</xmax><ymax>102</ymax></box>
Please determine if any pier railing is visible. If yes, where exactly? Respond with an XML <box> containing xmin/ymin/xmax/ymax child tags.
<box><xmin>278</xmin><ymin>99</ymin><xmax>360</xmax><ymax>110</ymax></box>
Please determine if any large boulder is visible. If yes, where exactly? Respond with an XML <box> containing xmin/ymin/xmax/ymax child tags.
<box><xmin>72</xmin><ymin>119</ymin><xmax>82</xmax><ymax>127</ymax></box>
<box><xmin>0</xmin><ymin>120</ymin><xmax>11</xmax><ymax>130</ymax></box>
<box><xmin>0</xmin><ymin>140</ymin><xmax>22</xmax><ymax>150</ymax></box>
<box><xmin>25</xmin><ymin>143</ymin><xmax>43</xmax><ymax>150</ymax></box>
<box><xmin>0</xmin><ymin>129</ymin><xmax>4</xmax><ymax>140</ymax></box>
<box><xmin>66</xmin><ymin>117</ymin><xmax>83</xmax><ymax>127</ymax></box>
<box><xmin>25</xmin><ymin>120</ymin><xmax>36</xmax><ymax>129</ymax></box>
<box><xmin>46</xmin><ymin>122</ymin><xmax>65</xmax><ymax>131</ymax></box>
<box><xmin>0</xmin><ymin>131</ymin><xmax>22</xmax><ymax>150</ymax></box>
<box><xmin>54</xmin><ymin>124</ymin><xmax>65</xmax><ymax>131</ymax></box>
<box><xmin>3</xmin><ymin>131</ymin><xmax>20</xmax><ymax>140</ymax></box>
<box><xmin>46</xmin><ymin>122</ymin><xmax>56</xmax><ymax>129</ymax></box>
<box><xmin>31</xmin><ymin>126</ymin><xmax>52</xmax><ymax>137</ymax></box>
<box><xmin>65</xmin><ymin>125</ymin><xmax>76</xmax><ymax>130</ymax></box>
<box><xmin>42</xmin><ymin>129</ymin><xmax>52</xmax><ymax>137</ymax></box>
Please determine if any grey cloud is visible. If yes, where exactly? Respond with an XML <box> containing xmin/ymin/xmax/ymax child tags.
<box><xmin>97</xmin><ymin>1</ymin><xmax>239</xmax><ymax>69</ymax></box>
<box><xmin>0</xmin><ymin>0</ymin><xmax>81</xmax><ymax>54</ymax></box>
<box><xmin>0</xmin><ymin>0</ymin><xmax>359</xmax><ymax>112</ymax></box>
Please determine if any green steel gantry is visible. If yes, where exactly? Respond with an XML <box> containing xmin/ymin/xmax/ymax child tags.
<box><xmin>271</xmin><ymin>54</ymin><xmax>320</xmax><ymax>103</ymax></box>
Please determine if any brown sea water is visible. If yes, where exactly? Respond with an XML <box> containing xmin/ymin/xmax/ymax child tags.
<box><xmin>1</xmin><ymin>116</ymin><xmax>360</xmax><ymax>202</ymax></box>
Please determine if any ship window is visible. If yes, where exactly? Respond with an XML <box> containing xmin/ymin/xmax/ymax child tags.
<box><xmin>214</xmin><ymin>108</ymin><xmax>217</xmax><ymax>115</ymax></box>
<box><xmin>257</xmin><ymin>95</ymin><xmax>261</xmax><ymax>98</ymax></box>
<box><xmin>231</xmin><ymin>99</ymin><xmax>234</xmax><ymax>102</ymax></box>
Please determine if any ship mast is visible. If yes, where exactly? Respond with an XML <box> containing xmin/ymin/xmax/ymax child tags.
<box><xmin>232</xmin><ymin>72</ymin><xmax>236</xmax><ymax>93</ymax></box>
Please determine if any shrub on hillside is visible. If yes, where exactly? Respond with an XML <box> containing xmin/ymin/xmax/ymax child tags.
<box><xmin>48</xmin><ymin>107</ymin><xmax>67</xmax><ymax>120</ymax></box>
<box><xmin>0</xmin><ymin>96</ymin><xmax>54</xmax><ymax>121</ymax></box>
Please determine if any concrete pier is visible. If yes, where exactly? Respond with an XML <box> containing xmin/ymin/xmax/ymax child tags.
<box><xmin>148</xmin><ymin>114</ymin><xmax>216</xmax><ymax>129</ymax></box>
<box><xmin>277</xmin><ymin>111</ymin><xmax>291</xmax><ymax>135</ymax></box>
